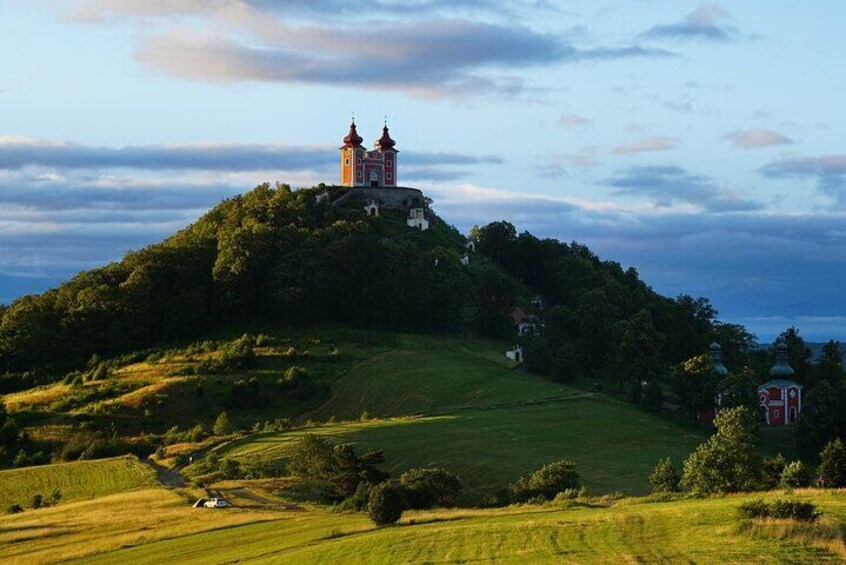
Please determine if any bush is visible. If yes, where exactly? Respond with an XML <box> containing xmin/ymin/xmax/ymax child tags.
<box><xmin>819</xmin><ymin>438</ymin><xmax>846</xmax><ymax>488</ymax></box>
<box><xmin>50</xmin><ymin>488</ymin><xmax>62</xmax><ymax>506</ymax></box>
<box><xmin>6</xmin><ymin>503</ymin><xmax>23</xmax><ymax>514</ymax></box>
<box><xmin>739</xmin><ymin>498</ymin><xmax>820</xmax><ymax>522</ymax></box>
<box><xmin>643</xmin><ymin>379</ymin><xmax>663</xmax><ymax>411</ymax></box>
<box><xmin>507</xmin><ymin>460</ymin><xmax>581</xmax><ymax>503</ymax></box>
<box><xmin>30</xmin><ymin>494</ymin><xmax>43</xmax><ymax>509</ymax></box>
<box><xmin>779</xmin><ymin>461</ymin><xmax>809</xmax><ymax>489</ymax></box>
<box><xmin>399</xmin><ymin>467</ymin><xmax>462</xmax><ymax>509</ymax></box>
<box><xmin>526</xmin><ymin>460</ymin><xmax>581</xmax><ymax>500</ymax></box>
<box><xmin>649</xmin><ymin>457</ymin><xmax>680</xmax><ymax>493</ymax></box>
<box><xmin>367</xmin><ymin>481</ymin><xmax>405</xmax><ymax>526</ymax></box>
<box><xmin>336</xmin><ymin>482</ymin><xmax>372</xmax><ymax>512</ymax></box>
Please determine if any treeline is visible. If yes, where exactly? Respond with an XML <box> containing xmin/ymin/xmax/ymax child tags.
<box><xmin>473</xmin><ymin>221</ymin><xmax>750</xmax><ymax>393</ymax></box>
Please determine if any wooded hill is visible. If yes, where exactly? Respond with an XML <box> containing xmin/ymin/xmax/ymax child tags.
<box><xmin>0</xmin><ymin>182</ymin><xmax>737</xmax><ymax>384</ymax></box>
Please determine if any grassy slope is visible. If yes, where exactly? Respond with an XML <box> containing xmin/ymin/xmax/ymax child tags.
<box><xmin>0</xmin><ymin>456</ymin><xmax>157</xmax><ymax>510</ymax></box>
<box><xmin>310</xmin><ymin>347</ymin><xmax>569</xmax><ymax>420</ymax></box>
<box><xmin>220</xmin><ymin>395</ymin><xmax>707</xmax><ymax>497</ymax></box>
<box><xmin>9</xmin><ymin>489</ymin><xmax>839</xmax><ymax>565</ymax></box>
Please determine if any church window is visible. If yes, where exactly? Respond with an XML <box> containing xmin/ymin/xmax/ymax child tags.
<box><xmin>345</xmin><ymin>158</ymin><xmax>350</xmax><ymax>165</ymax></box>
<box><xmin>774</xmin><ymin>409</ymin><xmax>779</xmax><ymax>419</ymax></box>
<box><xmin>386</xmin><ymin>172</ymin><xmax>392</xmax><ymax>180</ymax></box>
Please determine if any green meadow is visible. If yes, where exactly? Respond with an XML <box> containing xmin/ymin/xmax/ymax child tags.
<box><xmin>0</xmin><ymin>456</ymin><xmax>156</xmax><ymax>510</ymax></box>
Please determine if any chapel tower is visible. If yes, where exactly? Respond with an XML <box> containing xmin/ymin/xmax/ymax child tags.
<box><xmin>339</xmin><ymin>119</ymin><xmax>398</xmax><ymax>187</ymax></box>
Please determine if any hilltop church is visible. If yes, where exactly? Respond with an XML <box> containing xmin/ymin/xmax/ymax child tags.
<box><xmin>332</xmin><ymin>120</ymin><xmax>431</xmax><ymax>231</ymax></box>
<box><xmin>339</xmin><ymin>120</ymin><xmax>398</xmax><ymax>188</ymax></box>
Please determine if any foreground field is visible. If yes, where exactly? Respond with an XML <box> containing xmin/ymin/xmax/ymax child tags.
<box><xmin>0</xmin><ymin>456</ymin><xmax>156</xmax><ymax>510</ymax></box>
<box><xmin>2</xmin><ymin>482</ymin><xmax>845</xmax><ymax>564</ymax></box>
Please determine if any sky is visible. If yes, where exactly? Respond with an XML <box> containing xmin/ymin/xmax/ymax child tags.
<box><xmin>0</xmin><ymin>0</ymin><xmax>844</xmax><ymax>342</ymax></box>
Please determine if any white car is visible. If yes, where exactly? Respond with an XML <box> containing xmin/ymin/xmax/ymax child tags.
<box><xmin>203</xmin><ymin>498</ymin><xmax>229</xmax><ymax>508</ymax></box>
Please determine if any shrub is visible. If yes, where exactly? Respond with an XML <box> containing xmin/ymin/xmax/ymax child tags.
<box><xmin>50</xmin><ymin>488</ymin><xmax>62</xmax><ymax>506</ymax></box>
<box><xmin>779</xmin><ymin>461</ymin><xmax>810</xmax><ymax>489</ymax></box>
<box><xmin>507</xmin><ymin>460</ymin><xmax>581</xmax><ymax>503</ymax></box>
<box><xmin>336</xmin><ymin>482</ymin><xmax>372</xmax><ymax>512</ymax></box>
<box><xmin>526</xmin><ymin>460</ymin><xmax>581</xmax><ymax>499</ymax></box>
<box><xmin>738</xmin><ymin>499</ymin><xmax>820</xmax><ymax>522</ymax></box>
<box><xmin>649</xmin><ymin>457</ymin><xmax>680</xmax><ymax>493</ymax></box>
<box><xmin>6</xmin><ymin>503</ymin><xmax>23</xmax><ymax>514</ymax></box>
<box><xmin>399</xmin><ymin>467</ymin><xmax>463</xmax><ymax>509</ymax></box>
<box><xmin>819</xmin><ymin>438</ymin><xmax>846</xmax><ymax>488</ymax></box>
<box><xmin>367</xmin><ymin>481</ymin><xmax>405</xmax><ymax>526</ymax></box>
<box><xmin>30</xmin><ymin>494</ymin><xmax>43</xmax><ymax>509</ymax></box>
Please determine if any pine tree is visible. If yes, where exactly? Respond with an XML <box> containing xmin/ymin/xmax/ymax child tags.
<box><xmin>213</xmin><ymin>412</ymin><xmax>232</xmax><ymax>436</ymax></box>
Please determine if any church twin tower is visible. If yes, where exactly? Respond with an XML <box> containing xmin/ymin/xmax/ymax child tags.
<box><xmin>339</xmin><ymin>120</ymin><xmax>398</xmax><ymax>188</ymax></box>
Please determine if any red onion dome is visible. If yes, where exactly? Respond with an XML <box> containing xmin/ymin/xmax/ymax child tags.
<box><xmin>343</xmin><ymin>121</ymin><xmax>363</xmax><ymax>147</ymax></box>
<box><xmin>376</xmin><ymin>125</ymin><xmax>397</xmax><ymax>151</ymax></box>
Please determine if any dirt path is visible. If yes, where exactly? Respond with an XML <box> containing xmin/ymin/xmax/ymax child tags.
<box><xmin>144</xmin><ymin>459</ymin><xmax>188</xmax><ymax>488</ymax></box>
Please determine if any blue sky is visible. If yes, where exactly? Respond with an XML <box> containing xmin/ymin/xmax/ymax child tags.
<box><xmin>1</xmin><ymin>1</ymin><xmax>845</xmax><ymax>342</ymax></box>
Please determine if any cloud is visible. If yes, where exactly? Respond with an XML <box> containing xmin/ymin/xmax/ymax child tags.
<box><xmin>133</xmin><ymin>23</ymin><xmax>670</xmax><ymax>98</ymax></box>
<box><xmin>641</xmin><ymin>2</ymin><xmax>739</xmax><ymax>42</ymax></box>
<box><xmin>613</xmin><ymin>136</ymin><xmax>678</xmax><ymax>155</ymax></box>
<box><xmin>604</xmin><ymin>165</ymin><xmax>761</xmax><ymax>212</ymax></box>
<box><xmin>0</xmin><ymin>136</ymin><xmax>495</xmax><ymax>178</ymax></box>
<box><xmin>428</xmin><ymin>181</ymin><xmax>846</xmax><ymax>340</ymax></box>
<box><xmin>60</xmin><ymin>1</ymin><xmax>671</xmax><ymax>98</ymax></box>
<box><xmin>556</xmin><ymin>114</ymin><xmax>594</xmax><ymax>129</ymax></box>
<box><xmin>762</xmin><ymin>154</ymin><xmax>846</xmax><ymax>203</ymax></box>
<box><xmin>63</xmin><ymin>0</ymin><xmax>548</xmax><ymax>21</ymax></box>
<box><xmin>723</xmin><ymin>128</ymin><xmax>793</xmax><ymax>149</ymax></box>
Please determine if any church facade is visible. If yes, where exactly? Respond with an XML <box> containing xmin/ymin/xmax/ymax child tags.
<box><xmin>339</xmin><ymin>121</ymin><xmax>398</xmax><ymax>188</ymax></box>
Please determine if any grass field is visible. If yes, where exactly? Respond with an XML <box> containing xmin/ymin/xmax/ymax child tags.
<box><xmin>212</xmin><ymin>393</ymin><xmax>709</xmax><ymax>497</ymax></box>
<box><xmin>309</xmin><ymin>347</ymin><xmax>566</xmax><ymax>420</ymax></box>
<box><xmin>4</xmin><ymin>485</ymin><xmax>845</xmax><ymax>564</ymax></box>
<box><xmin>0</xmin><ymin>456</ymin><xmax>157</xmax><ymax>510</ymax></box>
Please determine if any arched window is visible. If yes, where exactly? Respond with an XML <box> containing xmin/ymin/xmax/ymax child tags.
<box><xmin>789</xmin><ymin>406</ymin><xmax>798</xmax><ymax>423</ymax></box>
<box><xmin>369</xmin><ymin>170</ymin><xmax>380</xmax><ymax>187</ymax></box>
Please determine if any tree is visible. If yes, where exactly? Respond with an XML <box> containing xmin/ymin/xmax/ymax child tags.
<box><xmin>367</xmin><ymin>481</ymin><xmax>405</xmax><ymax>526</ymax></box>
<box><xmin>780</xmin><ymin>461</ymin><xmax>809</xmax><ymax>489</ymax></box>
<box><xmin>30</xmin><ymin>494</ymin><xmax>43</xmax><ymax>509</ymax></box>
<box><xmin>797</xmin><ymin>381</ymin><xmax>839</xmax><ymax>459</ymax></box>
<box><xmin>671</xmin><ymin>355</ymin><xmax>719</xmax><ymax>422</ymax></box>
<box><xmin>649</xmin><ymin>457</ymin><xmax>680</xmax><ymax>493</ymax></box>
<box><xmin>681</xmin><ymin>407</ymin><xmax>760</xmax><ymax>493</ymax></box>
<box><xmin>716</xmin><ymin>367</ymin><xmax>758</xmax><ymax>412</ymax></box>
<box><xmin>810</xmin><ymin>341</ymin><xmax>843</xmax><ymax>390</ymax></box>
<box><xmin>818</xmin><ymin>438</ymin><xmax>846</xmax><ymax>488</ymax></box>
<box><xmin>399</xmin><ymin>467</ymin><xmax>462</xmax><ymax>509</ymax></box>
<box><xmin>760</xmin><ymin>454</ymin><xmax>788</xmax><ymax>490</ymax></box>
<box><xmin>777</xmin><ymin>327</ymin><xmax>812</xmax><ymax>381</ymax></box>
<box><xmin>213</xmin><ymin>412</ymin><xmax>232</xmax><ymax>435</ymax></box>
<box><xmin>643</xmin><ymin>379</ymin><xmax>664</xmax><ymax>411</ymax></box>
<box><xmin>507</xmin><ymin>460</ymin><xmax>581</xmax><ymax>502</ymax></box>
<box><xmin>616</xmin><ymin>310</ymin><xmax>665</xmax><ymax>401</ymax></box>
<box><xmin>286</xmin><ymin>434</ymin><xmax>388</xmax><ymax>500</ymax></box>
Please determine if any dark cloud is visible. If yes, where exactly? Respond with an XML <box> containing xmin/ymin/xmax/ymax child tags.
<box><xmin>762</xmin><ymin>154</ymin><xmax>846</xmax><ymax>203</ymax></box>
<box><xmin>604</xmin><ymin>166</ymin><xmax>761</xmax><ymax>212</ymax></box>
<box><xmin>0</xmin><ymin>137</ymin><xmax>495</xmax><ymax>177</ymax></box>
<box><xmin>641</xmin><ymin>2</ymin><xmax>739</xmax><ymax>42</ymax></box>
